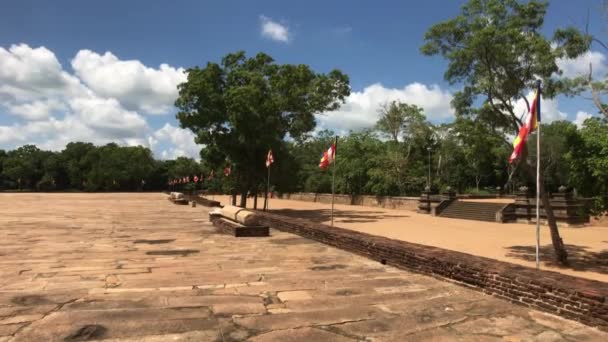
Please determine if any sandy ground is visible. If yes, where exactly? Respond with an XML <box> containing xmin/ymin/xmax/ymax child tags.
<box><xmin>3</xmin><ymin>193</ymin><xmax>606</xmax><ymax>340</ymax></box>
<box><xmin>213</xmin><ymin>195</ymin><xmax>608</xmax><ymax>282</ymax></box>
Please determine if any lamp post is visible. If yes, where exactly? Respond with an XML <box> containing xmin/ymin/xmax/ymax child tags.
<box><xmin>427</xmin><ymin>147</ymin><xmax>432</xmax><ymax>189</ymax></box>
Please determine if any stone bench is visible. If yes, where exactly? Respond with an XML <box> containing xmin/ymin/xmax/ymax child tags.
<box><xmin>168</xmin><ymin>192</ymin><xmax>189</xmax><ymax>205</ymax></box>
<box><xmin>208</xmin><ymin>205</ymin><xmax>269</xmax><ymax>237</ymax></box>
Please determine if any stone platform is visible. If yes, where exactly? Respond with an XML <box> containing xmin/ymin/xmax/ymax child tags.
<box><xmin>0</xmin><ymin>193</ymin><xmax>606</xmax><ymax>341</ymax></box>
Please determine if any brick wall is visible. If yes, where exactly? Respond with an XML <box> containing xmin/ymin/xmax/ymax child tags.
<box><xmin>254</xmin><ymin>211</ymin><xmax>608</xmax><ymax>330</ymax></box>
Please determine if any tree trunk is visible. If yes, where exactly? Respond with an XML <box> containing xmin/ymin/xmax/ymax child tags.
<box><xmin>520</xmin><ymin>161</ymin><xmax>569</xmax><ymax>265</ymax></box>
<box><xmin>231</xmin><ymin>192</ymin><xmax>237</xmax><ymax>206</ymax></box>
<box><xmin>263</xmin><ymin>185</ymin><xmax>268</xmax><ymax>211</ymax></box>
<box><xmin>253</xmin><ymin>191</ymin><xmax>258</xmax><ymax>210</ymax></box>
<box><xmin>239</xmin><ymin>189</ymin><xmax>247</xmax><ymax>208</ymax></box>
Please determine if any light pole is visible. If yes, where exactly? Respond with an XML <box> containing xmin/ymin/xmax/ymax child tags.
<box><xmin>427</xmin><ymin>147</ymin><xmax>432</xmax><ymax>188</ymax></box>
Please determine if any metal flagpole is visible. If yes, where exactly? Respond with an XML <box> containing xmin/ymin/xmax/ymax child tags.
<box><xmin>331</xmin><ymin>137</ymin><xmax>337</xmax><ymax>227</ymax></box>
<box><xmin>535</xmin><ymin>81</ymin><xmax>541</xmax><ymax>270</ymax></box>
<box><xmin>266</xmin><ymin>164</ymin><xmax>271</xmax><ymax>211</ymax></box>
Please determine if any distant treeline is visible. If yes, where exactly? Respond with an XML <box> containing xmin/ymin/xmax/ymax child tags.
<box><xmin>1</xmin><ymin>118</ymin><xmax>607</xmax><ymax>214</ymax></box>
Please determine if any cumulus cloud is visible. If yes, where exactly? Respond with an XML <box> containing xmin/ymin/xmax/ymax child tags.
<box><xmin>152</xmin><ymin>123</ymin><xmax>201</xmax><ymax>160</ymax></box>
<box><xmin>0</xmin><ymin>43</ymin><xmax>191</xmax><ymax>158</ymax></box>
<box><xmin>316</xmin><ymin>82</ymin><xmax>454</xmax><ymax>133</ymax></box>
<box><xmin>8</xmin><ymin>99</ymin><xmax>66</xmax><ymax>121</ymax></box>
<box><xmin>512</xmin><ymin>91</ymin><xmax>566</xmax><ymax>123</ymax></box>
<box><xmin>260</xmin><ymin>15</ymin><xmax>290</xmax><ymax>43</ymax></box>
<box><xmin>557</xmin><ymin>50</ymin><xmax>608</xmax><ymax>79</ymax></box>
<box><xmin>71</xmin><ymin>50</ymin><xmax>186</xmax><ymax>114</ymax></box>
<box><xmin>574</xmin><ymin>111</ymin><xmax>594</xmax><ymax>127</ymax></box>
<box><xmin>0</xmin><ymin>44</ymin><xmax>86</xmax><ymax>102</ymax></box>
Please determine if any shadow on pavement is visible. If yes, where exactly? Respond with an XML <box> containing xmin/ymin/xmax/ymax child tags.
<box><xmin>505</xmin><ymin>244</ymin><xmax>608</xmax><ymax>274</ymax></box>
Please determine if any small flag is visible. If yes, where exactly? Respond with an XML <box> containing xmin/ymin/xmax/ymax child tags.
<box><xmin>208</xmin><ymin>170</ymin><xmax>215</xmax><ymax>180</ymax></box>
<box><xmin>224</xmin><ymin>165</ymin><xmax>231</xmax><ymax>177</ymax></box>
<box><xmin>266</xmin><ymin>149</ymin><xmax>274</xmax><ymax>168</ymax></box>
<box><xmin>194</xmin><ymin>175</ymin><xmax>199</xmax><ymax>183</ymax></box>
<box><xmin>319</xmin><ymin>138</ymin><xmax>337</xmax><ymax>170</ymax></box>
<box><xmin>509</xmin><ymin>84</ymin><xmax>541</xmax><ymax>163</ymax></box>
<box><xmin>186</xmin><ymin>176</ymin><xmax>190</xmax><ymax>183</ymax></box>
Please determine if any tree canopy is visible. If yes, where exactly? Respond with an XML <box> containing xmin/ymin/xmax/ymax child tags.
<box><xmin>174</xmin><ymin>51</ymin><xmax>350</xmax><ymax>206</ymax></box>
<box><xmin>420</xmin><ymin>0</ymin><xmax>592</xmax><ymax>265</ymax></box>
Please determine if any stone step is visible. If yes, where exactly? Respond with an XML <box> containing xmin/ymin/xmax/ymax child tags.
<box><xmin>438</xmin><ymin>201</ymin><xmax>504</xmax><ymax>223</ymax></box>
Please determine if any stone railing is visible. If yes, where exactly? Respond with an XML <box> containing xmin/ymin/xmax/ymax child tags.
<box><xmin>511</xmin><ymin>186</ymin><xmax>590</xmax><ymax>226</ymax></box>
<box><xmin>254</xmin><ymin>210</ymin><xmax>608</xmax><ymax>331</ymax></box>
<box><xmin>278</xmin><ymin>192</ymin><xmax>420</xmax><ymax>211</ymax></box>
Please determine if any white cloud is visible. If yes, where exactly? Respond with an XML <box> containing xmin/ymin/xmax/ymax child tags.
<box><xmin>8</xmin><ymin>99</ymin><xmax>66</xmax><ymax>121</ymax></box>
<box><xmin>574</xmin><ymin>111</ymin><xmax>594</xmax><ymax>127</ymax></box>
<box><xmin>0</xmin><ymin>43</ymin><xmax>189</xmax><ymax>158</ymax></box>
<box><xmin>0</xmin><ymin>125</ymin><xmax>25</xmax><ymax>144</ymax></box>
<box><xmin>152</xmin><ymin>123</ymin><xmax>201</xmax><ymax>160</ymax></box>
<box><xmin>316</xmin><ymin>82</ymin><xmax>454</xmax><ymax>133</ymax></box>
<box><xmin>260</xmin><ymin>15</ymin><xmax>290</xmax><ymax>43</ymax></box>
<box><xmin>0</xmin><ymin>44</ymin><xmax>86</xmax><ymax>102</ymax></box>
<box><xmin>68</xmin><ymin>97</ymin><xmax>148</xmax><ymax>138</ymax></box>
<box><xmin>71</xmin><ymin>50</ymin><xmax>186</xmax><ymax>114</ymax></box>
<box><xmin>557</xmin><ymin>50</ymin><xmax>608</xmax><ymax>79</ymax></box>
<box><xmin>513</xmin><ymin>91</ymin><xmax>566</xmax><ymax>123</ymax></box>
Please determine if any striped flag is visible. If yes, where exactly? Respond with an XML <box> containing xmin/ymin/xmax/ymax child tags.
<box><xmin>319</xmin><ymin>138</ymin><xmax>337</xmax><ymax>170</ymax></box>
<box><xmin>266</xmin><ymin>150</ymin><xmax>274</xmax><ymax>168</ymax></box>
<box><xmin>509</xmin><ymin>84</ymin><xmax>541</xmax><ymax>163</ymax></box>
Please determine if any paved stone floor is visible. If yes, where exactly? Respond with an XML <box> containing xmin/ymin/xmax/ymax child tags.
<box><xmin>0</xmin><ymin>193</ymin><xmax>606</xmax><ymax>341</ymax></box>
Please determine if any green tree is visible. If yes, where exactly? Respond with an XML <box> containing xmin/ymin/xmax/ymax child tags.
<box><xmin>62</xmin><ymin>142</ymin><xmax>96</xmax><ymax>189</ymax></box>
<box><xmin>40</xmin><ymin>152</ymin><xmax>66</xmax><ymax>190</ymax></box>
<box><xmin>569</xmin><ymin>118</ymin><xmax>608</xmax><ymax>213</ymax></box>
<box><xmin>0</xmin><ymin>149</ymin><xmax>6</xmax><ymax>189</ymax></box>
<box><xmin>175</xmin><ymin>51</ymin><xmax>350</xmax><ymax>207</ymax></box>
<box><xmin>421</xmin><ymin>0</ymin><xmax>590</xmax><ymax>264</ymax></box>
<box><xmin>375</xmin><ymin>101</ymin><xmax>429</xmax><ymax>194</ymax></box>
<box><xmin>2</xmin><ymin>145</ymin><xmax>46</xmax><ymax>189</ymax></box>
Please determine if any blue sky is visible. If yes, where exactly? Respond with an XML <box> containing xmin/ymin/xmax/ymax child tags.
<box><xmin>0</xmin><ymin>0</ymin><xmax>606</xmax><ymax>159</ymax></box>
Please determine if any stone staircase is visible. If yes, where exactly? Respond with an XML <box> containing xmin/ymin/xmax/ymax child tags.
<box><xmin>438</xmin><ymin>201</ymin><xmax>505</xmax><ymax>222</ymax></box>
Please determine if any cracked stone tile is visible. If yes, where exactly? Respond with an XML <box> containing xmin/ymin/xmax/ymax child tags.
<box><xmin>0</xmin><ymin>314</ymin><xmax>44</xmax><ymax>324</ymax></box>
<box><xmin>0</xmin><ymin>323</ymin><xmax>25</xmax><ymax>337</ymax></box>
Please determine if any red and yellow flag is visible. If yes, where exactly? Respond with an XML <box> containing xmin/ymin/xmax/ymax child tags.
<box><xmin>319</xmin><ymin>138</ymin><xmax>337</xmax><ymax>170</ymax></box>
<box><xmin>509</xmin><ymin>84</ymin><xmax>541</xmax><ymax>163</ymax></box>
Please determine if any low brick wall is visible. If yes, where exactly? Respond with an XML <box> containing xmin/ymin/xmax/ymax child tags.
<box><xmin>254</xmin><ymin>211</ymin><xmax>608</xmax><ymax>330</ymax></box>
<box><xmin>279</xmin><ymin>192</ymin><xmax>420</xmax><ymax>211</ymax></box>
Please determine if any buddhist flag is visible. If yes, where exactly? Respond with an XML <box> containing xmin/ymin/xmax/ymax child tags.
<box><xmin>266</xmin><ymin>150</ymin><xmax>274</xmax><ymax>168</ymax></box>
<box><xmin>193</xmin><ymin>175</ymin><xmax>199</xmax><ymax>183</ymax></box>
<box><xmin>223</xmin><ymin>165</ymin><xmax>231</xmax><ymax>177</ymax></box>
<box><xmin>509</xmin><ymin>84</ymin><xmax>541</xmax><ymax>163</ymax></box>
<box><xmin>319</xmin><ymin>138</ymin><xmax>337</xmax><ymax>170</ymax></box>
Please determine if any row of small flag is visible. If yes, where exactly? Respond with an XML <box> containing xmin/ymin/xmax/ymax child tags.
<box><xmin>168</xmin><ymin>142</ymin><xmax>339</xmax><ymax>186</ymax></box>
<box><xmin>168</xmin><ymin>168</ymin><xmax>222</xmax><ymax>186</ymax></box>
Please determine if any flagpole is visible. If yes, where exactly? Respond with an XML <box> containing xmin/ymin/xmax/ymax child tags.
<box><xmin>266</xmin><ymin>164</ymin><xmax>271</xmax><ymax>211</ymax></box>
<box><xmin>331</xmin><ymin>136</ymin><xmax>337</xmax><ymax>227</ymax></box>
<box><xmin>535</xmin><ymin>80</ymin><xmax>541</xmax><ymax>270</ymax></box>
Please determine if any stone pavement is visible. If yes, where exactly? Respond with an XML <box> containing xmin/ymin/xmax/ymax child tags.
<box><xmin>0</xmin><ymin>193</ymin><xmax>606</xmax><ymax>341</ymax></box>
